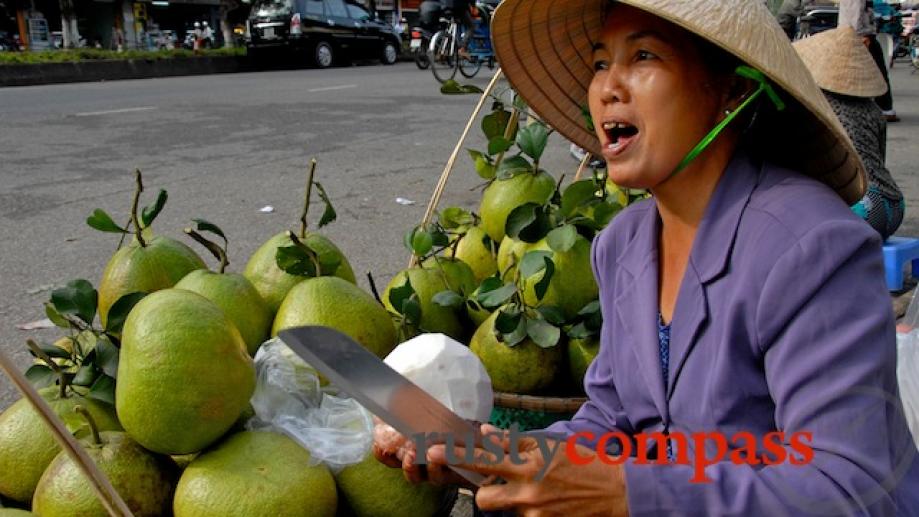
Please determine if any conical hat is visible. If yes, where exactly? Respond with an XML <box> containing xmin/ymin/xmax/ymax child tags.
<box><xmin>491</xmin><ymin>0</ymin><xmax>867</xmax><ymax>204</ymax></box>
<box><xmin>794</xmin><ymin>26</ymin><xmax>889</xmax><ymax>98</ymax></box>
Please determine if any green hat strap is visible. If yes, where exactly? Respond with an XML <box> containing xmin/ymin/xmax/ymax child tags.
<box><xmin>668</xmin><ymin>66</ymin><xmax>786</xmax><ymax>179</ymax></box>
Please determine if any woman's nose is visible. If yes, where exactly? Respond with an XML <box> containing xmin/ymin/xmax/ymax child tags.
<box><xmin>599</xmin><ymin>65</ymin><xmax>629</xmax><ymax>104</ymax></box>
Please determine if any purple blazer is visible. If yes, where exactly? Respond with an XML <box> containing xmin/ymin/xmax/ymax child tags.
<box><xmin>547</xmin><ymin>150</ymin><xmax>919</xmax><ymax>515</ymax></box>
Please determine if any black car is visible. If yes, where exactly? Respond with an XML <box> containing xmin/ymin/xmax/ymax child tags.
<box><xmin>246</xmin><ymin>0</ymin><xmax>401</xmax><ymax>67</ymax></box>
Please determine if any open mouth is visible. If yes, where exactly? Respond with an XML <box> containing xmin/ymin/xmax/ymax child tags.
<box><xmin>601</xmin><ymin>121</ymin><xmax>639</xmax><ymax>157</ymax></box>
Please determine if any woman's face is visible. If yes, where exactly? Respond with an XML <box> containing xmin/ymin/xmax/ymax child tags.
<box><xmin>588</xmin><ymin>4</ymin><xmax>732</xmax><ymax>189</ymax></box>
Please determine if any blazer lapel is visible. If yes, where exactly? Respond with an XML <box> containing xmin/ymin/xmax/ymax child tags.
<box><xmin>612</xmin><ymin>206</ymin><xmax>669</xmax><ymax>421</ymax></box>
<box><xmin>667</xmin><ymin>263</ymin><xmax>708</xmax><ymax>399</ymax></box>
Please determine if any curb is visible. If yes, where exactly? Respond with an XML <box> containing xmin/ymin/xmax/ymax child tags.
<box><xmin>0</xmin><ymin>56</ymin><xmax>255</xmax><ymax>87</ymax></box>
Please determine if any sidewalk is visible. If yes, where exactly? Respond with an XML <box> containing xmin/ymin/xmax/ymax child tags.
<box><xmin>887</xmin><ymin>62</ymin><xmax>919</xmax><ymax>238</ymax></box>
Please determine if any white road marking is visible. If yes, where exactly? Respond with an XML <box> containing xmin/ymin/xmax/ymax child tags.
<box><xmin>74</xmin><ymin>106</ymin><xmax>157</xmax><ymax>117</ymax></box>
<box><xmin>307</xmin><ymin>84</ymin><xmax>357</xmax><ymax>93</ymax></box>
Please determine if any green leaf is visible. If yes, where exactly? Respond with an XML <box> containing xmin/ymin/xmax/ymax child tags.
<box><xmin>568</xmin><ymin>322</ymin><xmax>594</xmax><ymax>340</ymax></box>
<box><xmin>402</xmin><ymin>297</ymin><xmax>422</xmax><ymax>326</ymax></box>
<box><xmin>388</xmin><ymin>278</ymin><xmax>415</xmax><ymax>315</ymax></box>
<box><xmin>440</xmin><ymin>79</ymin><xmax>463</xmax><ymax>94</ymax></box>
<box><xmin>468</xmin><ymin>149</ymin><xmax>496</xmax><ymax>180</ymax></box>
<box><xmin>432</xmin><ymin>290</ymin><xmax>464</xmax><ymax>309</ymax></box>
<box><xmin>431</xmin><ymin>229</ymin><xmax>450</xmax><ymax>247</ymax></box>
<box><xmin>73</xmin><ymin>364</ymin><xmax>98</xmax><ymax>387</ymax></box>
<box><xmin>527</xmin><ymin>318</ymin><xmax>561</xmax><ymax>348</ymax></box>
<box><xmin>86</xmin><ymin>209</ymin><xmax>127</xmax><ymax>234</ymax></box>
<box><xmin>592</xmin><ymin>201</ymin><xmax>621</xmax><ymax>229</ymax></box>
<box><xmin>482</xmin><ymin>109</ymin><xmax>516</xmax><ymax>140</ymax></box>
<box><xmin>461</xmin><ymin>84</ymin><xmax>484</xmax><ymax>94</ymax></box>
<box><xmin>411</xmin><ymin>230</ymin><xmax>434</xmax><ymax>257</ymax></box>
<box><xmin>478</xmin><ymin>276</ymin><xmax>504</xmax><ymax>294</ymax></box>
<box><xmin>440</xmin><ymin>207</ymin><xmax>475</xmax><ymax>230</ymax></box>
<box><xmin>497</xmin><ymin>314</ymin><xmax>528</xmax><ymax>347</ymax></box>
<box><xmin>94</xmin><ymin>336</ymin><xmax>120</xmax><ymax>378</ymax></box>
<box><xmin>578</xmin><ymin>300</ymin><xmax>601</xmax><ymax>316</ymax></box>
<box><xmin>50</xmin><ymin>279</ymin><xmax>97</xmax><ymax>326</ymax></box>
<box><xmin>519</xmin><ymin>250</ymin><xmax>553</xmax><ymax>279</ymax></box>
<box><xmin>488</xmin><ymin>136</ymin><xmax>513</xmax><ymax>156</ymax></box>
<box><xmin>478</xmin><ymin>283</ymin><xmax>517</xmax><ymax>309</ymax></box>
<box><xmin>25</xmin><ymin>365</ymin><xmax>56</xmax><ymax>389</ymax></box>
<box><xmin>276</xmin><ymin>245</ymin><xmax>319</xmax><ymax>277</ymax></box>
<box><xmin>88</xmin><ymin>375</ymin><xmax>116</xmax><ymax>405</ymax></box>
<box><xmin>44</xmin><ymin>303</ymin><xmax>70</xmax><ymax>328</ymax></box>
<box><xmin>494</xmin><ymin>307</ymin><xmax>522</xmax><ymax>334</ymax></box>
<box><xmin>505</xmin><ymin>203</ymin><xmax>551</xmax><ymax>243</ymax></box>
<box><xmin>141</xmin><ymin>189</ymin><xmax>168</xmax><ymax>228</ymax></box>
<box><xmin>191</xmin><ymin>218</ymin><xmax>226</xmax><ymax>241</ymax></box>
<box><xmin>496</xmin><ymin>155</ymin><xmax>532</xmax><ymax>180</ymax></box>
<box><xmin>547</xmin><ymin>225</ymin><xmax>578</xmax><ymax>253</ymax></box>
<box><xmin>403</xmin><ymin>227</ymin><xmax>417</xmax><ymax>253</ymax></box>
<box><xmin>513</xmin><ymin>95</ymin><xmax>528</xmax><ymax>112</ymax></box>
<box><xmin>561</xmin><ymin>180</ymin><xmax>600</xmax><ymax>218</ymax></box>
<box><xmin>578</xmin><ymin>300</ymin><xmax>603</xmax><ymax>331</ymax></box>
<box><xmin>537</xmin><ymin>306</ymin><xmax>567</xmax><ymax>326</ymax></box>
<box><xmin>29</xmin><ymin>341</ymin><xmax>72</xmax><ymax>360</ymax></box>
<box><xmin>104</xmin><ymin>292</ymin><xmax>147</xmax><ymax>335</ymax></box>
<box><xmin>516</xmin><ymin>123</ymin><xmax>549</xmax><ymax>161</ymax></box>
<box><xmin>581</xmin><ymin>104</ymin><xmax>595</xmax><ymax>132</ymax></box>
<box><xmin>533</xmin><ymin>257</ymin><xmax>555</xmax><ymax>301</ymax></box>
<box><xmin>314</xmin><ymin>182</ymin><xmax>338</xmax><ymax>228</ymax></box>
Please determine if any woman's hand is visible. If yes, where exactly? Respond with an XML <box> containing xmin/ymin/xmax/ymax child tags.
<box><xmin>370</xmin><ymin>418</ymin><xmax>471</xmax><ymax>487</ymax></box>
<box><xmin>427</xmin><ymin>424</ymin><xmax>630</xmax><ymax>516</ymax></box>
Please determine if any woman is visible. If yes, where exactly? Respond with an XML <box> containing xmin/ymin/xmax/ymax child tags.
<box><xmin>794</xmin><ymin>26</ymin><xmax>905</xmax><ymax>240</ymax></box>
<box><xmin>376</xmin><ymin>0</ymin><xmax>919</xmax><ymax>514</ymax></box>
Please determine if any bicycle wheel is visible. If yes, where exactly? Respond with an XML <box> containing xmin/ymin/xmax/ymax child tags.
<box><xmin>459</xmin><ymin>55</ymin><xmax>482</xmax><ymax>78</ymax></box>
<box><xmin>430</xmin><ymin>30</ymin><xmax>458</xmax><ymax>83</ymax></box>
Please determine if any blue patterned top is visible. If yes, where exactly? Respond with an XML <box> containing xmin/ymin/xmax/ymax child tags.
<box><xmin>658</xmin><ymin>314</ymin><xmax>673</xmax><ymax>461</ymax></box>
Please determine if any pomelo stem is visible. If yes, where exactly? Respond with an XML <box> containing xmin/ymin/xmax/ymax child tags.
<box><xmin>131</xmin><ymin>169</ymin><xmax>147</xmax><ymax>248</ymax></box>
<box><xmin>492</xmin><ymin>107</ymin><xmax>520</xmax><ymax>173</ymax></box>
<box><xmin>300</xmin><ymin>159</ymin><xmax>317</xmax><ymax>239</ymax></box>
<box><xmin>25</xmin><ymin>339</ymin><xmax>68</xmax><ymax>398</ymax></box>
<box><xmin>185</xmin><ymin>228</ymin><xmax>229</xmax><ymax>274</ymax></box>
<box><xmin>74</xmin><ymin>405</ymin><xmax>102</xmax><ymax>446</ymax></box>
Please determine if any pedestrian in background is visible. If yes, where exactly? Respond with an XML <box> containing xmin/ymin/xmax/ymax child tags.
<box><xmin>795</xmin><ymin>26</ymin><xmax>905</xmax><ymax>240</ymax></box>
<box><xmin>193</xmin><ymin>21</ymin><xmax>203</xmax><ymax>53</ymax></box>
<box><xmin>841</xmin><ymin>0</ymin><xmax>900</xmax><ymax>121</ymax></box>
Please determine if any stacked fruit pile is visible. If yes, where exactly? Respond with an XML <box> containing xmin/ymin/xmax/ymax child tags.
<box><xmin>0</xmin><ymin>166</ymin><xmax>447</xmax><ymax>516</ymax></box>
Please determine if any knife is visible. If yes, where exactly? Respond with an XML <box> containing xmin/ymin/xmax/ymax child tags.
<box><xmin>277</xmin><ymin>325</ymin><xmax>490</xmax><ymax>486</ymax></box>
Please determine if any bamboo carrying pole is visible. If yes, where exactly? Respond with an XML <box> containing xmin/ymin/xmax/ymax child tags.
<box><xmin>408</xmin><ymin>68</ymin><xmax>505</xmax><ymax>268</ymax></box>
<box><xmin>0</xmin><ymin>351</ymin><xmax>134</xmax><ymax>517</ymax></box>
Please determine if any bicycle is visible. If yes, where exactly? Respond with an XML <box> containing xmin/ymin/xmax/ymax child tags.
<box><xmin>429</xmin><ymin>3</ymin><xmax>495</xmax><ymax>83</ymax></box>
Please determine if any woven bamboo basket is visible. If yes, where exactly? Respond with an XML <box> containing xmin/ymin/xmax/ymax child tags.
<box><xmin>411</xmin><ymin>68</ymin><xmax>593</xmax><ymax>432</ymax></box>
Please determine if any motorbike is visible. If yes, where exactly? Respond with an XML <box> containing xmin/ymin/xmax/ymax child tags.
<box><xmin>410</xmin><ymin>26</ymin><xmax>433</xmax><ymax>69</ymax></box>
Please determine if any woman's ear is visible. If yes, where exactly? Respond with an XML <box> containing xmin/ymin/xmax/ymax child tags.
<box><xmin>722</xmin><ymin>73</ymin><xmax>757</xmax><ymax>113</ymax></box>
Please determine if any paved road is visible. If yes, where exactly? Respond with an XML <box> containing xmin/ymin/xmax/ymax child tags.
<box><xmin>1</xmin><ymin>61</ymin><xmax>917</xmax><ymax>408</ymax></box>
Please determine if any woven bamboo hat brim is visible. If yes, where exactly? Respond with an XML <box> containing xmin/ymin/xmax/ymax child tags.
<box><xmin>793</xmin><ymin>26</ymin><xmax>889</xmax><ymax>98</ymax></box>
<box><xmin>491</xmin><ymin>0</ymin><xmax>867</xmax><ymax>204</ymax></box>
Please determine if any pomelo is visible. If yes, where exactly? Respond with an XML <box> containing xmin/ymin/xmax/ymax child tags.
<box><xmin>479</xmin><ymin>171</ymin><xmax>555</xmax><ymax>243</ymax></box>
<box><xmin>244</xmin><ymin>232</ymin><xmax>355</xmax><ymax>314</ymax></box>
<box><xmin>336</xmin><ymin>456</ymin><xmax>447</xmax><ymax>517</ymax></box>
<box><xmin>175</xmin><ymin>270</ymin><xmax>272</xmax><ymax>355</ymax></box>
<box><xmin>383</xmin><ymin>267</ymin><xmax>469</xmax><ymax>341</ymax></box>
<box><xmin>174</xmin><ymin>431</ymin><xmax>336</xmax><ymax>517</ymax></box>
<box><xmin>521</xmin><ymin>236</ymin><xmax>598</xmax><ymax>320</ymax></box>
<box><xmin>445</xmin><ymin>225</ymin><xmax>497</xmax><ymax>283</ymax></box>
<box><xmin>272</xmin><ymin>276</ymin><xmax>397</xmax><ymax>358</ymax></box>
<box><xmin>116</xmin><ymin>289</ymin><xmax>255</xmax><ymax>455</ymax></box>
<box><xmin>568</xmin><ymin>337</ymin><xmax>600</xmax><ymax>392</ymax></box>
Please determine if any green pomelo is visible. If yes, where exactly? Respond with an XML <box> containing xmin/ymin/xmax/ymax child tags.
<box><xmin>174</xmin><ymin>431</ymin><xmax>336</xmax><ymax>517</ymax></box>
<box><xmin>421</xmin><ymin>256</ymin><xmax>477</xmax><ymax>296</ymax></box>
<box><xmin>116</xmin><ymin>289</ymin><xmax>255</xmax><ymax>455</ymax></box>
<box><xmin>521</xmin><ymin>236</ymin><xmax>599</xmax><ymax>320</ymax></box>
<box><xmin>0</xmin><ymin>509</ymin><xmax>33</xmax><ymax>516</ymax></box>
<box><xmin>470</xmin><ymin>310</ymin><xmax>563</xmax><ymax>394</ymax></box>
<box><xmin>445</xmin><ymin>225</ymin><xmax>497</xmax><ymax>283</ymax></box>
<box><xmin>98</xmin><ymin>235</ymin><xmax>206</xmax><ymax>328</ymax></box>
<box><xmin>383</xmin><ymin>267</ymin><xmax>467</xmax><ymax>341</ymax></box>
<box><xmin>244</xmin><ymin>232</ymin><xmax>356</xmax><ymax>314</ymax></box>
<box><xmin>479</xmin><ymin>171</ymin><xmax>555</xmax><ymax>243</ymax></box>
<box><xmin>336</xmin><ymin>456</ymin><xmax>447</xmax><ymax>517</ymax></box>
<box><xmin>568</xmin><ymin>337</ymin><xmax>600</xmax><ymax>393</ymax></box>
<box><xmin>33</xmin><ymin>431</ymin><xmax>177</xmax><ymax>517</ymax></box>
<box><xmin>496</xmin><ymin>237</ymin><xmax>530</xmax><ymax>281</ymax></box>
<box><xmin>175</xmin><ymin>270</ymin><xmax>272</xmax><ymax>356</ymax></box>
<box><xmin>0</xmin><ymin>388</ymin><xmax>120</xmax><ymax>503</ymax></box>
<box><xmin>272</xmin><ymin>276</ymin><xmax>397</xmax><ymax>358</ymax></box>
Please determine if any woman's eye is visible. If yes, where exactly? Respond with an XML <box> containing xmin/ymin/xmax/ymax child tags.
<box><xmin>593</xmin><ymin>60</ymin><xmax>609</xmax><ymax>72</ymax></box>
<box><xmin>636</xmin><ymin>50</ymin><xmax>656</xmax><ymax>61</ymax></box>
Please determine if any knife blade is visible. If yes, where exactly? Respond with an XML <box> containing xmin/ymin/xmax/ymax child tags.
<box><xmin>277</xmin><ymin>325</ymin><xmax>489</xmax><ymax>486</ymax></box>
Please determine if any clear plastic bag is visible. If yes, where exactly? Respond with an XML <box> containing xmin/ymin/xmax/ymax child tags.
<box><xmin>248</xmin><ymin>339</ymin><xmax>374</xmax><ymax>472</ymax></box>
<box><xmin>897</xmin><ymin>288</ymin><xmax>919</xmax><ymax>447</ymax></box>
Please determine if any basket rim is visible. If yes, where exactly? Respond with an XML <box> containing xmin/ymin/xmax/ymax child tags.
<box><xmin>493</xmin><ymin>391</ymin><xmax>587</xmax><ymax>413</ymax></box>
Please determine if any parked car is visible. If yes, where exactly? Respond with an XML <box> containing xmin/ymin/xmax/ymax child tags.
<box><xmin>246</xmin><ymin>0</ymin><xmax>401</xmax><ymax>67</ymax></box>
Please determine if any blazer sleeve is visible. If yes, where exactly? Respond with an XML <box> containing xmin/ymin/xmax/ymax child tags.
<box><xmin>622</xmin><ymin>219</ymin><xmax>917</xmax><ymax>516</ymax></box>
<box><xmin>544</xmin><ymin>230</ymin><xmax>635</xmax><ymax>443</ymax></box>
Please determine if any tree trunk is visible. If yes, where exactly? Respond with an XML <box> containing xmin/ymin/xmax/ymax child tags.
<box><xmin>219</xmin><ymin>0</ymin><xmax>236</xmax><ymax>48</ymax></box>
